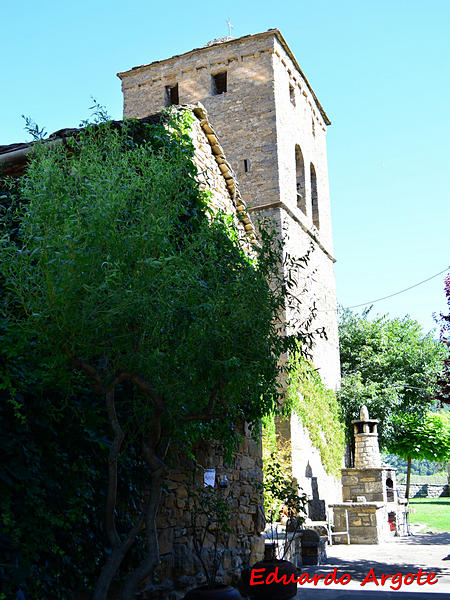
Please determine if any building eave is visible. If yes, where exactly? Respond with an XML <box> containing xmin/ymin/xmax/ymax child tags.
<box><xmin>0</xmin><ymin>106</ymin><xmax>257</xmax><ymax>241</ymax></box>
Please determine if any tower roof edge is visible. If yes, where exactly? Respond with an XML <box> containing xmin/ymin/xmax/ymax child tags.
<box><xmin>116</xmin><ymin>29</ymin><xmax>331</xmax><ymax>126</ymax></box>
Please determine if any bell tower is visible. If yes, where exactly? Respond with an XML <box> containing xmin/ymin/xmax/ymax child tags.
<box><xmin>118</xmin><ymin>29</ymin><xmax>341</xmax><ymax>503</ymax></box>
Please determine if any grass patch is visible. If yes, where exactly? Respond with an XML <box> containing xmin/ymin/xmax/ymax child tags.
<box><xmin>409</xmin><ymin>498</ymin><xmax>450</xmax><ymax>533</ymax></box>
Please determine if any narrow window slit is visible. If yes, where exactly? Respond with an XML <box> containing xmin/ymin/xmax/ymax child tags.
<box><xmin>295</xmin><ymin>145</ymin><xmax>306</xmax><ymax>214</ymax></box>
<box><xmin>212</xmin><ymin>72</ymin><xmax>227</xmax><ymax>95</ymax></box>
<box><xmin>165</xmin><ymin>83</ymin><xmax>179</xmax><ymax>106</ymax></box>
<box><xmin>311</xmin><ymin>163</ymin><xmax>319</xmax><ymax>229</ymax></box>
<box><xmin>289</xmin><ymin>84</ymin><xmax>295</xmax><ymax>106</ymax></box>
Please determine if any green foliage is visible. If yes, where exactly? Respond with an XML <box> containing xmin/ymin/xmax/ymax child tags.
<box><xmin>0</xmin><ymin>112</ymin><xmax>294</xmax><ymax>447</ymax></box>
<box><xmin>284</xmin><ymin>355</ymin><xmax>345</xmax><ymax>476</ymax></box>
<box><xmin>262</xmin><ymin>446</ymin><xmax>308</xmax><ymax>526</ymax></box>
<box><xmin>261</xmin><ymin>413</ymin><xmax>277</xmax><ymax>455</ymax></box>
<box><xmin>0</xmin><ymin>386</ymin><xmax>107</xmax><ymax>599</ymax></box>
<box><xmin>261</xmin><ymin>440</ymin><xmax>308</xmax><ymax>561</ymax></box>
<box><xmin>409</xmin><ymin>498</ymin><xmax>450</xmax><ymax>533</ymax></box>
<box><xmin>338</xmin><ymin>308</ymin><xmax>447</xmax><ymax>448</ymax></box>
<box><xmin>0</xmin><ymin>108</ymin><xmax>313</xmax><ymax>597</ymax></box>
<box><xmin>435</xmin><ymin>273</ymin><xmax>450</xmax><ymax>405</ymax></box>
<box><xmin>385</xmin><ymin>411</ymin><xmax>450</xmax><ymax>463</ymax></box>
<box><xmin>382</xmin><ymin>453</ymin><xmax>446</xmax><ymax>478</ymax></box>
<box><xmin>189</xmin><ymin>480</ymin><xmax>233</xmax><ymax>588</ymax></box>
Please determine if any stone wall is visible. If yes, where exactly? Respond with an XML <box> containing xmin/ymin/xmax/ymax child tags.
<box><xmin>397</xmin><ymin>483</ymin><xmax>449</xmax><ymax>498</ymax></box>
<box><xmin>354</xmin><ymin>433</ymin><xmax>381</xmax><ymax>469</ymax></box>
<box><xmin>119</xmin><ymin>33</ymin><xmax>279</xmax><ymax>214</ymax></box>
<box><xmin>144</xmin><ymin>107</ymin><xmax>265</xmax><ymax>599</ymax></box>
<box><xmin>155</xmin><ymin>428</ymin><xmax>265</xmax><ymax>599</ymax></box>
<box><xmin>341</xmin><ymin>467</ymin><xmax>391</xmax><ymax>503</ymax></box>
<box><xmin>332</xmin><ymin>502</ymin><xmax>388</xmax><ymax>544</ymax></box>
<box><xmin>288</xmin><ymin>417</ymin><xmax>342</xmax><ymax>520</ymax></box>
<box><xmin>187</xmin><ymin>104</ymin><xmax>254</xmax><ymax>251</ymax></box>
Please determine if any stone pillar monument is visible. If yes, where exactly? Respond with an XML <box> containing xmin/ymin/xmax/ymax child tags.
<box><xmin>352</xmin><ymin>405</ymin><xmax>381</xmax><ymax>469</ymax></box>
<box><xmin>330</xmin><ymin>405</ymin><xmax>407</xmax><ymax>544</ymax></box>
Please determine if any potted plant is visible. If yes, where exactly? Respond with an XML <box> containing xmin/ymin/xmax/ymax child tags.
<box><xmin>184</xmin><ymin>473</ymin><xmax>243</xmax><ymax>600</ymax></box>
<box><xmin>241</xmin><ymin>448</ymin><xmax>308</xmax><ymax>600</ymax></box>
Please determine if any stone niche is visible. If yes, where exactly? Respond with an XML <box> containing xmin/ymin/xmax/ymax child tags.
<box><xmin>330</xmin><ymin>406</ymin><xmax>407</xmax><ymax>544</ymax></box>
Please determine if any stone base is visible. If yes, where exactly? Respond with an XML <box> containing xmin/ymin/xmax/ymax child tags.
<box><xmin>330</xmin><ymin>502</ymin><xmax>390</xmax><ymax>544</ymax></box>
<box><xmin>301</xmin><ymin>529</ymin><xmax>327</xmax><ymax>565</ymax></box>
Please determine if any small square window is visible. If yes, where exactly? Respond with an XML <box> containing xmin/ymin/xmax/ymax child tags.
<box><xmin>165</xmin><ymin>83</ymin><xmax>179</xmax><ymax>106</ymax></box>
<box><xmin>212</xmin><ymin>72</ymin><xmax>227</xmax><ymax>95</ymax></box>
<box><xmin>289</xmin><ymin>84</ymin><xmax>295</xmax><ymax>106</ymax></box>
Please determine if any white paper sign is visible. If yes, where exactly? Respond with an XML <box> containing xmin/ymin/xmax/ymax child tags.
<box><xmin>204</xmin><ymin>468</ymin><xmax>216</xmax><ymax>488</ymax></box>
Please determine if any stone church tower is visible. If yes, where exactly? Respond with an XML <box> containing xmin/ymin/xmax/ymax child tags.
<box><xmin>118</xmin><ymin>30</ymin><xmax>341</xmax><ymax>505</ymax></box>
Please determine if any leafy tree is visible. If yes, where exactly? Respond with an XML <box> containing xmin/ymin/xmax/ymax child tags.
<box><xmin>435</xmin><ymin>273</ymin><xmax>450</xmax><ymax>405</ymax></box>
<box><xmin>0</xmin><ymin>111</ymin><xmax>315</xmax><ymax>599</ymax></box>
<box><xmin>338</xmin><ymin>309</ymin><xmax>447</xmax><ymax>452</ymax></box>
<box><xmin>385</xmin><ymin>411</ymin><xmax>450</xmax><ymax>498</ymax></box>
<box><xmin>0</xmin><ymin>386</ymin><xmax>109</xmax><ymax>599</ymax></box>
<box><xmin>381</xmin><ymin>454</ymin><xmax>445</xmax><ymax>477</ymax></box>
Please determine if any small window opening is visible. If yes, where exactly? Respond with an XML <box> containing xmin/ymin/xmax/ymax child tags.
<box><xmin>295</xmin><ymin>145</ymin><xmax>306</xmax><ymax>214</ymax></box>
<box><xmin>165</xmin><ymin>83</ymin><xmax>179</xmax><ymax>106</ymax></box>
<box><xmin>289</xmin><ymin>84</ymin><xmax>295</xmax><ymax>106</ymax></box>
<box><xmin>386</xmin><ymin>478</ymin><xmax>395</xmax><ymax>502</ymax></box>
<box><xmin>243</xmin><ymin>159</ymin><xmax>250</xmax><ymax>173</ymax></box>
<box><xmin>212</xmin><ymin>72</ymin><xmax>227</xmax><ymax>95</ymax></box>
<box><xmin>310</xmin><ymin>163</ymin><xmax>319</xmax><ymax>230</ymax></box>
<box><xmin>312</xmin><ymin>117</ymin><xmax>315</xmax><ymax>136</ymax></box>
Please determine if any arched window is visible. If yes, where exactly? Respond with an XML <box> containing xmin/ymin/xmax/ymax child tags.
<box><xmin>295</xmin><ymin>145</ymin><xmax>306</xmax><ymax>214</ymax></box>
<box><xmin>310</xmin><ymin>163</ymin><xmax>319</xmax><ymax>229</ymax></box>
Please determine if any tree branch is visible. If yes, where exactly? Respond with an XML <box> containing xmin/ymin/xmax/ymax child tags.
<box><xmin>105</xmin><ymin>388</ymin><xmax>124</xmax><ymax>548</ymax></box>
<box><xmin>93</xmin><ymin>500</ymin><xmax>149</xmax><ymax>600</ymax></box>
<box><xmin>120</xmin><ymin>442</ymin><xmax>169</xmax><ymax>600</ymax></box>
<box><xmin>65</xmin><ymin>350</ymin><xmax>104</xmax><ymax>393</ymax></box>
<box><xmin>181</xmin><ymin>412</ymin><xmax>227</xmax><ymax>422</ymax></box>
<box><xmin>180</xmin><ymin>380</ymin><xmax>225</xmax><ymax>422</ymax></box>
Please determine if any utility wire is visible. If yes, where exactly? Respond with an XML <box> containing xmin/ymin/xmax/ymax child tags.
<box><xmin>345</xmin><ymin>266</ymin><xmax>449</xmax><ymax>310</ymax></box>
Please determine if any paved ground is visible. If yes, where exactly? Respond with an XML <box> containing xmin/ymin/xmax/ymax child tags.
<box><xmin>296</xmin><ymin>531</ymin><xmax>450</xmax><ymax>599</ymax></box>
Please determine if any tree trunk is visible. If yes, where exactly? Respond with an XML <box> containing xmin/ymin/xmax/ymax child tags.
<box><xmin>120</xmin><ymin>465</ymin><xmax>165</xmax><ymax>599</ymax></box>
<box><xmin>93</xmin><ymin>550</ymin><xmax>127</xmax><ymax>600</ymax></box>
<box><xmin>405</xmin><ymin>455</ymin><xmax>412</xmax><ymax>500</ymax></box>
<box><xmin>93</xmin><ymin>388</ymin><xmax>126</xmax><ymax>600</ymax></box>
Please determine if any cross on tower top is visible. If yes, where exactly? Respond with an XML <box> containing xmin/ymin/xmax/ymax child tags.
<box><xmin>226</xmin><ymin>18</ymin><xmax>234</xmax><ymax>37</ymax></box>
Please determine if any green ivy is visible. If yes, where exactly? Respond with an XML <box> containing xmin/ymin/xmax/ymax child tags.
<box><xmin>284</xmin><ymin>355</ymin><xmax>345</xmax><ymax>476</ymax></box>
<box><xmin>261</xmin><ymin>413</ymin><xmax>277</xmax><ymax>454</ymax></box>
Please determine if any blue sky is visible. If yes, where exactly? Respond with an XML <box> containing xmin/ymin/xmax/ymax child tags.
<box><xmin>1</xmin><ymin>0</ymin><xmax>449</xmax><ymax>334</ymax></box>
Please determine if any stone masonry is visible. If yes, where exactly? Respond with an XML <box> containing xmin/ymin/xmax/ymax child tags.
<box><xmin>352</xmin><ymin>404</ymin><xmax>382</xmax><ymax>469</ymax></box>
<box><xmin>331</xmin><ymin>406</ymin><xmax>407</xmax><ymax>544</ymax></box>
<box><xmin>397</xmin><ymin>483</ymin><xmax>450</xmax><ymax>498</ymax></box>
<box><xmin>118</xmin><ymin>28</ymin><xmax>342</xmax><ymax>516</ymax></box>
<box><xmin>157</xmin><ymin>426</ymin><xmax>265</xmax><ymax>597</ymax></box>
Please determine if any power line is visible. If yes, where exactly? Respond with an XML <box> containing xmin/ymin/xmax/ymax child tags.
<box><xmin>345</xmin><ymin>266</ymin><xmax>449</xmax><ymax>310</ymax></box>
